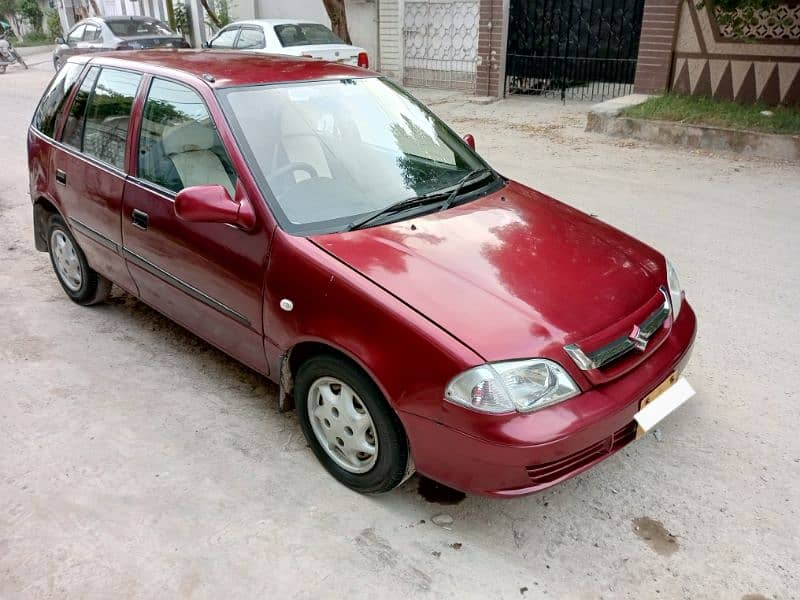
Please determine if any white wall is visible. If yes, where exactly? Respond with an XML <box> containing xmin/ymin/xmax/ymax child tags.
<box><xmin>253</xmin><ymin>0</ymin><xmax>329</xmax><ymax>24</ymax></box>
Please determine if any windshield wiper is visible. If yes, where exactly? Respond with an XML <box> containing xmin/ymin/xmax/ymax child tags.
<box><xmin>438</xmin><ymin>168</ymin><xmax>494</xmax><ymax>211</ymax></box>
<box><xmin>346</xmin><ymin>167</ymin><xmax>494</xmax><ymax>231</ymax></box>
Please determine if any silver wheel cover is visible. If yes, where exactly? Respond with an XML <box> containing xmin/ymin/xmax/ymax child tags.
<box><xmin>307</xmin><ymin>376</ymin><xmax>378</xmax><ymax>474</ymax></box>
<box><xmin>50</xmin><ymin>229</ymin><xmax>82</xmax><ymax>292</ymax></box>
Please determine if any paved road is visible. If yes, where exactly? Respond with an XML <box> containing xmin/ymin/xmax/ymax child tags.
<box><xmin>1</xmin><ymin>57</ymin><xmax>798</xmax><ymax>599</ymax></box>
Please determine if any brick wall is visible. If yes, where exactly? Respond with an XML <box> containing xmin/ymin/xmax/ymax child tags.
<box><xmin>476</xmin><ymin>0</ymin><xmax>506</xmax><ymax>96</ymax></box>
<box><xmin>634</xmin><ymin>0</ymin><xmax>682</xmax><ymax>94</ymax></box>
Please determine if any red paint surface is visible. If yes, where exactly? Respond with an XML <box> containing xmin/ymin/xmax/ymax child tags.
<box><xmin>29</xmin><ymin>52</ymin><xmax>697</xmax><ymax>496</ymax></box>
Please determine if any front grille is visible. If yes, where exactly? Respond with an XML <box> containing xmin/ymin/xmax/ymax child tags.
<box><xmin>563</xmin><ymin>287</ymin><xmax>673</xmax><ymax>384</ymax></box>
<box><xmin>525</xmin><ymin>421</ymin><xmax>637</xmax><ymax>485</ymax></box>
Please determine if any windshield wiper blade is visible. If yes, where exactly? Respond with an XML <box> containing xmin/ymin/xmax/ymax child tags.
<box><xmin>346</xmin><ymin>193</ymin><xmax>450</xmax><ymax>231</ymax></box>
<box><xmin>345</xmin><ymin>167</ymin><xmax>494</xmax><ymax>232</ymax></box>
<box><xmin>438</xmin><ymin>168</ymin><xmax>494</xmax><ymax>211</ymax></box>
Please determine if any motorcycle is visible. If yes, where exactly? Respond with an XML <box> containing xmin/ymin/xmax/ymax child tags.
<box><xmin>0</xmin><ymin>31</ymin><xmax>28</xmax><ymax>74</ymax></box>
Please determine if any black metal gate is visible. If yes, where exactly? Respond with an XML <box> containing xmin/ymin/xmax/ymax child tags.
<box><xmin>506</xmin><ymin>0</ymin><xmax>646</xmax><ymax>100</ymax></box>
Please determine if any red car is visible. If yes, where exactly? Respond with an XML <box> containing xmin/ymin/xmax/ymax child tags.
<box><xmin>28</xmin><ymin>51</ymin><xmax>696</xmax><ymax>497</ymax></box>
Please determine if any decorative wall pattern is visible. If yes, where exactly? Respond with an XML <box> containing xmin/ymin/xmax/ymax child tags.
<box><xmin>670</xmin><ymin>1</ymin><xmax>800</xmax><ymax>105</ymax></box>
<box><xmin>714</xmin><ymin>3</ymin><xmax>800</xmax><ymax>41</ymax></box>
<box><xmin>403</xmin><ymin>0</ymin><xmax>480</xmax><ymax>90</ymax></box>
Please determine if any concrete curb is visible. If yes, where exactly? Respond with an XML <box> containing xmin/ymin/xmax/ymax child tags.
<box><xmin>587</xmin><ymin>94</ymin><xmax>800</xmax><ymax>162</ymax></box>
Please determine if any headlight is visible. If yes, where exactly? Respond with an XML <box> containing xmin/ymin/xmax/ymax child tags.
<box><xmin>444</xmin><ymin>359</ymin><xmax>580</xmax><ymax>414</ymax></box>
<box><xmin>666</xmin><ymin>259</ymin><xmax>683</xmax><ymax>319</ymax></box>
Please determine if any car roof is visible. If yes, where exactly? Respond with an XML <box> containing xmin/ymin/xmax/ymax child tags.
<box><xmin>86</xmin><ymin>49</ymin><xmax>374</xmax><ymax>88</ymax></box>
<box><xmin>232</xmin><ymin>19</ymin><xmax>327</xmax><ymax>27</ymax></box>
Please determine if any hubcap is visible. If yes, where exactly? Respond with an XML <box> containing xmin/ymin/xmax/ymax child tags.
<box><xmin>307</xmin><ymin>377</ymin><xmax>378</xmax><ymax>474</ymax></box>
<box><xmin>50</xmin><ymin>229</ymin><xmax>82</xmax><ymax>292</ymax></box>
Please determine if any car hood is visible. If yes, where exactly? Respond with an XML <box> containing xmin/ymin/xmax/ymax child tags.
<box><xmin>310</xmin><ymin>181</ymin><xmax>665</xmax><ymax>364</ymax></box>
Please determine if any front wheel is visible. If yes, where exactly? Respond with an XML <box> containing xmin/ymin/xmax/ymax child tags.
<box><xmin>296</xmin><ymin>355</ymin><xmax>411</xmax><ymax>494</ymax></box>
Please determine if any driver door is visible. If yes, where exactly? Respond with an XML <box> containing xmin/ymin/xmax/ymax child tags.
<box><xmin>121</xmin><ymin>76</ymin><xmax>271</xmax><ymax>374</ymax></box>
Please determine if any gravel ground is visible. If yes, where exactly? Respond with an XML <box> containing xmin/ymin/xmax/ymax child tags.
<box><xmin>1</xmin><ymin>57</ymin><xmax>798</xmax><ymax>599</ymax></box>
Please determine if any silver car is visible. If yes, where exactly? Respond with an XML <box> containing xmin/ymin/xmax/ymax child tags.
<box><xmin>53</xmin><ymin>16</ymin><xmax>189</xmax><ymax>70</ymax></box>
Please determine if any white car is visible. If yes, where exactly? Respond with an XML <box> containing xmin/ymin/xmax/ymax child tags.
<box><xmin>204</xmin><ymin>19</ymin><xmax>368</xmax><ymax>68</ymax></box>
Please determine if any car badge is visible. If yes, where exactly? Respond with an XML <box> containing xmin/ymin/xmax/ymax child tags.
<box><xmin>628</xmin><ymin>324</ymin><xmax>648</xmax><ymax>352</ymax></box>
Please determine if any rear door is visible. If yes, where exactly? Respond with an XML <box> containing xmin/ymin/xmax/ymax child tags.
<box><xmin>120</xmin><ymin>76</ymin><xmax>270</xmax><ymax>374</ymax></box>
<box><xmin>80</xmin><ymin>23</ymin><xmax>104</xmax><ymax>53</ymax></box>
<box><xmin>235</xmin><ymin>26</ymin><xmax>266</xmax><ymax>51</ymax></box>
<box><xmin>54</xmin><ymin>65</ymin><xmax>142</xmax><ymax>293</ymax></box>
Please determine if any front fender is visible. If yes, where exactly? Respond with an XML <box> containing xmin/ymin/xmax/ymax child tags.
<box><xmin>263</xmin><ymin>231</ymin><xmax>482</xmax><ymax>421</ymax></box>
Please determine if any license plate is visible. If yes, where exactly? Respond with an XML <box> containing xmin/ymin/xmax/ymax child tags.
<box><xmin>634</xmin><ymin>374</ymin><xmax>695</xmax><ymax>439</ymax></box>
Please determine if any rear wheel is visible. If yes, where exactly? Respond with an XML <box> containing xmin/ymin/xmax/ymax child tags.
<box><xmin>296</xmin><ymin>355</ymin><xmax>410</xmax><ymax>494</ymax></box>
<box><xmin>47</xmin><ymin>215</ymin><xmax>112</xmax><ymax>305</ymax></box>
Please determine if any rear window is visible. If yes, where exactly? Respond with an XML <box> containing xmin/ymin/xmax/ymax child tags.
<box><xmin>274</xmin><ymin>23</ymin><xmax>342</xmax><ymax>47</ymax></box>
<box><xmin>32</xmin><ymin>62</ymin><xmax>83</xmax><ymax>138</ymax></box>
<box><xmin>106</xmin><ymin>18</ymin><xmax>173</xmax><ymax>37</ymax></box>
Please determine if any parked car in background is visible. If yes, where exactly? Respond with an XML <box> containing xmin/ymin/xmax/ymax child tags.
<box><xmin>53</xmin><ymin>16</ymin><xmax>189</xmax><ymax>70</ymax></box>
<box><xmin>28</xmin><ymin>51</ymin><xmax>696</xmax><ymax>497</ymax></box>
<box><xmin>205</xmin><ymin>19</ymin><xmax>368</xmax><ymax>67</ymax></box>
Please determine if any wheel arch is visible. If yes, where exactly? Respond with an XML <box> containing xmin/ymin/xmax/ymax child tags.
<box><xmin>279</xmin><ymin>339</ymin><xmax>388</xmax><ymax>413</ymax></box>
<box><xmin>32</xmin><ymin>196</ymin><xmax>62</xmax><ymax>251</ymax></box>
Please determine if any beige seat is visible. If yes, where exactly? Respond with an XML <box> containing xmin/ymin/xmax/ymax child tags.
<box><xmin>162</xmin><ymin>122</ymin><xmax>235</xmax><ymax>197</ymax></box>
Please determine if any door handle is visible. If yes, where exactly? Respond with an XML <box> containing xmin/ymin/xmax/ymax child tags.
<box><xmin>55</xmin><ymin>169</ymin><xmax>67</xmax><ymax>185</ymax></box>
<box><xmin>131</xmin><ymin>209</ymin><xmax>149</xmax><ymax>230</ymax></box>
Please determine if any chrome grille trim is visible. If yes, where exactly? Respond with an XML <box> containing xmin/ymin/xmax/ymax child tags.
<box><xmin>564</xmin><ymin>287</ymin><xmax>671</xmax><ymax>371</ymax></box>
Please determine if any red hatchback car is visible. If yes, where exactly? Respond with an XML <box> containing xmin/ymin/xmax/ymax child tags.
<box><xmin>28</xmin><ymin>51</ymin><xmax>697</xmax><ymax>496</ymax></box>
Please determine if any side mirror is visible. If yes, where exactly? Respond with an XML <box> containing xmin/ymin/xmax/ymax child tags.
<box><xmin>174</xmin><ymin>184</ymin><xmax>255</xmax><ymax>230</ymax></box>
<box><xmin>463</xmin><ymin>133</ymin><xmax>475</xmax><ymax>150</ymax></box>
<box><xmin>202</xmin><ymin>41</ymin><xmax>211</xmax><ymax>49</ymax></box>
<box><xmin>55</xmin><ymin>36</ymin><xmax>65</xmax><ymax>45</ymax></box>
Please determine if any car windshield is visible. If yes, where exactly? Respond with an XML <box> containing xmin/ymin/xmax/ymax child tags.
<box><xmin>218</xmin><ymin>77</ymin><xmax>496</xmax><ymax>233</ymax></box>
<box><xmin>107</xmin><ymin>18</ymin><xmax>173</xmax><ymax>37</ymax></box>
<box><xmin>274</xmin><ymin>23</ymin><xmax>343</xmax><ymax>47</ymax></box>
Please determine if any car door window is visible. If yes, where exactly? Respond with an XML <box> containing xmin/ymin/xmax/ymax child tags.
<box><xmin>62</xmin><ymin>66</ymin><xmax>100</xmax><ymax>149</ymax></box>
<box><xmin>210</xmin><ymin>27</ymin><xmax>239</xmax><ymax>48</ymax></box>
<box><xmin>32</xmin><ymin>62</ymin><xmax>83</xmax><ymax>138</ymax></box>
<box><xmin>83</xmin><ymin>24</ymin><xmax>101</xmax><ymax>42</ymax></box>
<box><xmin>67</xmin><ymin>25</ymin><xmax>86</xmax><ymax>44</ymax></box>
<box><xmin>236</xmin><ymin>27</ymin><xmax>265</xmax><ymax>49</ymax></box>
<box><xmin>82</xmin><ymin>69</ymin><xmax>141</xmax><ymax>169</ymax></box>
<box><xmin>138</xmin><ymin>78</ymin><xmax>236</xmax><ymax>196</ymax></box>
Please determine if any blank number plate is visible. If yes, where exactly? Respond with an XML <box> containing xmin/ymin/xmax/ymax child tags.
<box><xmin>634</xmin><ymin>375</ymin><xmax>695</xmax><ymax>438</ymax></box>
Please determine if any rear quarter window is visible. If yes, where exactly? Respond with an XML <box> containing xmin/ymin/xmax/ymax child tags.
<box><xmin>32</xmin><ymin>63</ymin><xmax>84</xmax><ymax>138</ymax></box>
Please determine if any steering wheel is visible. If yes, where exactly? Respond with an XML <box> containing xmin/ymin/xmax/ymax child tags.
<box><xmin>267</xmin><ymin>162</ymin><xmax>318</xmax><ymax>181</ymax></box>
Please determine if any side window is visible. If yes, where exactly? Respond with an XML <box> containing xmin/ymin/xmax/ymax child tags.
<box><xmin>211</xmin><ymin>27</ymin><xmax>239</xmax><ymax>48</ymax></box>
<box><xmin>83</xmin><ymin>24</ymin><xmax>101</xmax><ymax>42</ymax></box>
<box><xmin>236</xmin><ymin>28</ymin><xmax>265</xmax><ymax>49</ymax></box>
<box><xmin>138</xmin><ymin>78</ymin><xmax>236</xmax><ymax>196</ymax></box>
<box><xmin>81</xmin><ymin>69</ymin><xmax>142</xmax><ymax>169</ymax></box>
<box><xmin>32</xmin><ymin>62</ymin><xmax>83</xmax><ymax>138</ymax></box>
<box><xmin>67</xmin><ymin>25</ymin><xmax>85</xmax><ymax>44</ymax></box>
<box><xmin>62</xmin><ymin>66</ymin><xmax>100</xmax><ymax>149</ymax></box>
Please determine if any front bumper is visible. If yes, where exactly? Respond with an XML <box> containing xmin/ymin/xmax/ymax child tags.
<box><xmin>400</xmin><ymin>301</ymin><xmax>697</xmax><ymax>497</ymax></box>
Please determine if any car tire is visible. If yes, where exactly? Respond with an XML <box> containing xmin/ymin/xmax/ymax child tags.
<box><xmin>47</xmin><ymin>214</ymin><xmax>112</xmax><ymax>306</ymax></box>
<box><xmin>296</xmin><ymin>354</ymin><xmax>410</xmax><ymax>494</ymax></box>
<box><xmin>53</xmin><ymin>57</ymin><xmax>62</xmax><ymax>71</ymax></box>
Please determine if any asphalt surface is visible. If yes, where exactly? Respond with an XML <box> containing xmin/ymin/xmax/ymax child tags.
<box><xmin>1</xmin><ymin>54</ymin><xmax>798</xmax><ymax>599</ymax></box>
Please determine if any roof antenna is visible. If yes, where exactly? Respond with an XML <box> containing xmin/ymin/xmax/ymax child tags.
<box><xmin>202</xmin><ymin>73</ymin><xmax>216</xmax><ymax>83</ymax></box>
